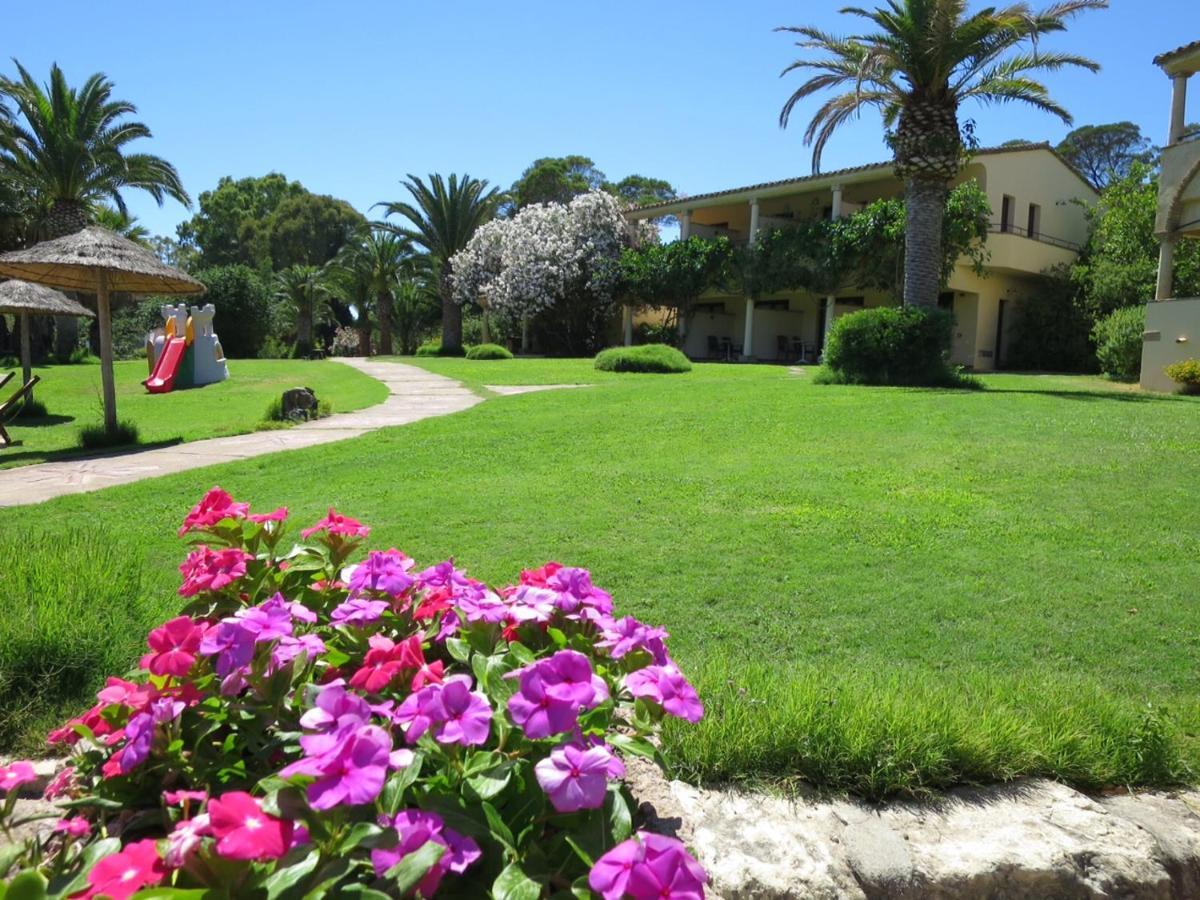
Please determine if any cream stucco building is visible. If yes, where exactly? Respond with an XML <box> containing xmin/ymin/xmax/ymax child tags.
<box><xmin>625</xmin><ymin>144</ymin><xmax>1097</xmax><ymax>371</ymax></box>
<box><xmin>1142</xmin><ymin>39</ymin><xmax>1200</xmax><ymax>393</ymax></box>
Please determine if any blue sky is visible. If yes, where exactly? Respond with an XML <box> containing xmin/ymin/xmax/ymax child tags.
<box><xmin>7</xmin><ymin>1</ymin><xmax>1195</xmax><ymax>239</ymax></box>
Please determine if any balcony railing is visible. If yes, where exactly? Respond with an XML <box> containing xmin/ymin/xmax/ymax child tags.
<box><xmin>988</xmin><ymin>222</ymin><xmax>1082</xmax><ymax>252</ymax></box>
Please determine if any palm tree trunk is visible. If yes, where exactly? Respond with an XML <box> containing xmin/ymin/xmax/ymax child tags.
<box><xmin>296</xmin><ymin>306</ymin><xmax>313</xmax><ymax>358</ymax></box>
<box><xmin>47</xmin><ymin>199</ymin><xmax>91</xmax><ymax>359</ymax></box>
<box><xmin>440</xmin><ymin>276</ymin><xmax>462</xmax><ymax>352</ymax></box>
<box><xmin>902</xmin><ymin>177</ymin><xmax>947</xmax><ymax>309</ymax></box>
<box><xmin>377</xmin><ymin>290</ymin><xmax>394</xmax><ymax>355</ymax></box>
<box><xmin>358</xmin><ymin>324</ymin><xmax>372</xmax><ymax>357</ymax></box>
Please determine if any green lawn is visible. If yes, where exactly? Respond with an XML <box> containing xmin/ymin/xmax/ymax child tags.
<box><xmin>0</xmin><ymin>358</ymin><xmax>389</xmax><ymax>469</ymax></box>
<box><xmin>3</xmin><ymin>361</ymin><xmax>1198</xmax><ymax>798</ymax></box>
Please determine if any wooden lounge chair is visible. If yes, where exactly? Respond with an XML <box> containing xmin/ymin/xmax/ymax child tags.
<box><xmin>0</xmin><ymin>371</ymin><xmax>13</xmax><ymax>394</ymax></box>
<box><xmin>0</xmin><ymin>374</ymin><xmax>41</xmax><ymax>447</ymax></box>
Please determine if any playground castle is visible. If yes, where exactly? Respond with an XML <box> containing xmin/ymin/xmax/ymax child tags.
<box><xmin>144</xmin><ymin>303</ymin><xmax>229</xmax><ymax>393</ymax></box>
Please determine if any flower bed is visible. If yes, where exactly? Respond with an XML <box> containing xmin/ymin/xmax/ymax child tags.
<box><xmin>0</xmin><ymin>488</ymin><xmax>707</xmax><ymax>898</ymax></box>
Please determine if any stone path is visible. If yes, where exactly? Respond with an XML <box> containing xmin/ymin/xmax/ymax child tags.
<box><xmin>0</xmin><ymin>359</ymin><xmax>481</xmax><ymax>508</ymax></box>
<box><xmin>483</xmin><ymin>383</ymin><xmax>591</xmax><ymax>396</ymax></box>
<box><xmin>628</xmin><ymin>759</ymin><xmax>1200</xmax><ymax>898</ymax></box>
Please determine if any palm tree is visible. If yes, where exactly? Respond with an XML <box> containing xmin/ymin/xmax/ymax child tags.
<box><xmin>333</xmin><ymin>228</ymin><xmax>416</xmax><ymax>355</ymax></box>
<box><xmin>376</xmin><ymin>174</ymin><xmax>500</xmax><ymax>352</ymax></box>
<box><xmin>0</xmin><ymin>61</ymin><xmax>190</xmax><ymax>239</ymax></box>
<box><xmin>392</xmin><ymin>259</ymin><xmax>441</xmax><ymax>355</ymax></box>
<box><xmin>275</xmin><ymin>264</ymin><xmax>333</xmax><ymax>358</ymax></box>
<box><xmin>778</xmin><ymin>0</ymin><xmax>1104</xmax><ymax>308</ymax></box>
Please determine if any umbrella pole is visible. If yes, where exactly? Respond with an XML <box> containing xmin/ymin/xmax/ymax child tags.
<box><xmin>96</xmin><ymin>274</ymin><xmax>117</xmax><ymax>435</ymax></box>
<box><xmin>19</xmin><ymin>310</ymin><xmax>33</xmax><ymax>405</ymax></box>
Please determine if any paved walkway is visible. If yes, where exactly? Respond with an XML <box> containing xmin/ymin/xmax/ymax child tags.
<box><xmin>0</xmin><ymin>359</ymin><xmax>481</xmax><ymax>508</ymax></box>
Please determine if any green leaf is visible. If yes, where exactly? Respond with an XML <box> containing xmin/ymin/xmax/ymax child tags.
<box><xmin>546</xmin><ymin>627</ymin><xmax>567</xmax><ymax>648</ymax></box>
<box><xmin>383</xmin><ymin>840</ymin><xmax>446</xmax><ymax>895</ymax></box>
<box><xmin>563</xmin><ymin>834</ymin><xmax>595</xmax><ymax>867</ymax></box>
<box><xmin>460</xmin><ymin>750</ymin><xmax>502</xmax><ymax>779</ymax></box>
<box><xmin>607</xmin><ymin>787</ymin><xmax>633</xmax><ymax>844</ymax></box>
<box><xmin>131</xmin><ymin>889</ymin><xmax>223</xmax><ymax>899</ymax></box>
<box><xmin>0</xmin><ymin>844</ymin><xmax>24</xmax><ymax>879</ymax></box>
<box><xmin>466</xmin><ymin>761</ymin><xmax>513</xmax><ymax>801</ymax></box>
<box><xmin>340</xmin><ymin>822</ymin><xmax>385</xmax><ymax>853</ymax></box>
<box><xmin>445</xmin><ymin>638</ymin><xmax>471</xmax><ymax>663</ymax></box>
<box><xmin>492</xmin><ymin>862</ymin><xmax>543</xmax><ymax>900</ymax></box>
<box><xmin>507</xmin><ymin>641</ymin><xmax>536</xmax><ymax>666</ymax></box>
<box><xmin>481</xmin><ymin>800</ymin><xmax>516</xmax><ymax>853</ymax></box>
<box><xmin>380</xmin><ymin>753</ymin><xmax>423</xmax><ymax>814</ymax></box>
<box><xmin>4</xmin><ymin>871</ymin><xmax>46</xmax><ymax>900</ymax></box>
<box><xmin>261</xmin><ymin>847</ymin><xmax>320</xmax><ymax>898</ymax></box>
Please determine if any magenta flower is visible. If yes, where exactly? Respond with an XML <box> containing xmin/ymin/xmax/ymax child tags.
<box><xmin>347</xmin><ymin>548</ymin><xmax>415</xmax><ymax>597</ymax></box>
<box><xmin>0</xmin><ymin>760</ymin><xmax>37</xmax><ymax>793</ymax></box>
<box><xmin>298</xmin><ymin>682</ymin><xmax>371</xmax><ymax>737</ymax></box>
<box><xmin>248</xmin><ymin>506</ymin><xmax>288</xmax><ymax>524</ymax></box>
<box><xmin>178</xmin><ymin>486</ymin><xmax>249</xmax><ymax>536</ymax></box>
<box><xmin>178</xmin><ymin>546</ymin><xmax>253</xmax><ymax>597</ymax></box>
<box><xmin>597</xmin><ymin>616</ymin><xmax>670</xmax><ymax>663</ymax></box>
<box><xmin>79</xmin><ymin>838</ymin><xmax>166</xmax><ymax>899</ymax></box>
<box><xmin>53</xmin><ymin>816</ymin><xmax>91</xmax><ymax>839</ymax></box>
<box><xmin>208</xmin><ymin>792</ymin><xmax>293</xmax><ymax>861</ymax></box>
<box><xmin>624</xmin><ymin>665</ymin><xmax>704</xmax><ymax>723</ymax></box>
<box><xmin>165</xmin><ymin>813</ymin><xmax>211</xmax><ymax>868</ymax></box>
<box><xmin>393</xmin><ymin>675</ymin><xmax>492</xmax><ymax>746</ymax></box>
<box><xmin>535</xmin><ymin>741</ymin><xmax>625</xmax><ymax>812</ymax></box>
<box><xmin>42</xmin><ymin>766</ymin><xmax>75</xmax><ymax>800</ymax></box>
<box><xmin>140</xmin><ymin>616</ymin><xmax>205</xmax><ymax>677</ymax></box>
<box><xmin>545</xmin><ymin>566</ymin><xmax>614</xmax><ymax>615</ymax></box>
<box><xmin>281</xmin><ymin>723</ymin><xmax>392</xmax><ymax>810</ymax></box>
<box><xmin>163</xmin><ymin>789</ymin><xmax>208</xmax><ymax>806</ymax></box>
<box><xmin>371</xmin><ymin>809</ymin><xmax>481</xmax><ymax>895</ymax></box>
<box><xmin>119</xmin><ymin>698</ymin><xmax>184</xmax><ymax>773</ymax></box>
<box><xmin>330</xmin><ymin>596</ymin><xmax>389</xmax><ymax>627</ymax></box>
<box><xmin>271</xmin><ymin>633</ymin><xmax>326</xmax><ymax>670</ymax></box>
<box><xmin>589</xmin><ymin>832</ymin><xmax>707</xmax><ymax>900</ymax></box>
<box><xmin>506</xmin><ymin>650</ymin><xmax>609</xmax><ymax>739</ymax></box>
<box><xmin>198</xmin><ymin>620</ymin><xmax>256</xmax><ymax>677</ymax></box>
<box><xmin>301</xmin><ymin>507</ymin><xmax>370</xmax><ymax>540</ymax></box>
<box><xmin>235</xmin><ymin>598</ymin><xmax>294</xmax><ymax>642</ymax></box>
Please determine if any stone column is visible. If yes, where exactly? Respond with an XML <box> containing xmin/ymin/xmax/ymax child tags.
<box><xmin>831</xmin><ymin>184</ymin><xmax>844</xmax><ymax>219</ymax></box>
<box><xmin>1169</xmin><ymin>74</ymin><xmax>1189</xmax><ymax>144</ymax></box>
<box><xmin>749</xmin><ymin>199</ymin><xmax>760</xmax><ymax>244</ymax></box>
<box><xmin>680</xmin><ymin>210</ymin><xmax>692</xmax><ymax>241</ymax></box>
<box><xmin>742</xmin><ymin>298</ymin><xmax>755</xmax><ymax>361</ymax></box>
<box><xmin>1156</xmin><ymin>239</ymin><xmax>1176</xmax><ymax>301</ymax></box>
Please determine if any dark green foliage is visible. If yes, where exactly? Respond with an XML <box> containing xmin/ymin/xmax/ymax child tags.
<box><xmin>0</xmin><ymin>530</ymin><xmax>150</xmax><ymax>755</ymax></box>
<box><xmin>195</xmin><ymin>265</ymin><xmax>271</xmax><ymax>358</ymax></box>
<box><xmin>594</xmin><ymin>344</ymin><xmax>692</xmax><ymax>373</ymax></box>
<box><xmin>1007</xmin><ymin>269</ymin><xmax>1097</xmax><ymax>372</ymax></box>
<box><xmin>110</xmin><ymin>297</ymin><xmax>167</xmax><ymax>359</ymax></box>
<box><xmin>465</xmin><ymin>343</ymin><xmax>513</xmax><ymax>360</ymax></box>
<box><xmin>820</xmin><ymin>307</ymin><xmax>976</xmax><ymax>387</ymax></box>
<box><xmin>505</xmin><ymin>155</ymin><xmax>677</xmax><ymax>214</ymax></box>
<box><xmin>414</xmin><ymin>341</ymin><xmax>465</xmax><ymax>358</ymax></box>
<box><xmin>267</xmin><ymin>192</ymin><xmax>367</xmax><ymax>270</ymax></box>
<box><xmin>79</xmin><ymin>419</ymin><xmax>139</xmax><ymax>449</ymax></box>
<box><xmin>1092</xmin><ymin>305</ymin><xmax>1145</xmax><ymax>381</ymax></box>
<box><xmin>1164</xmin><ymin>359</ymin><xmax>1200</xmax><ymax>394</ymax></box>
<box><xmin>1056</xmin><ymin>122</ymin><xmax>1156</xmax><ymax>190</ymax></box>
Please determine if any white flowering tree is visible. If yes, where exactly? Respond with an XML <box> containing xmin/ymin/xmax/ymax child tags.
<box><xmin>451</xmin><ymin>191</ymin><xmax>653</xmax><ymax>354</ymax></box>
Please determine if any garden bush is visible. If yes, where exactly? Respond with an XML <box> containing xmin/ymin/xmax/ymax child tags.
<box><xmin>465</xmin><ymin>343</ymin><xmax>514</xmax><ymax>360</ymax></box>
<box><xmin>78</xmin><ymin>420</ymin><xmax>140</xmax><ymax>450</ymax></box>
<box><xmin>1092</xmin><ymin>305</ymin><xmax>1145</xmax><ymax>381</ymax></box>
<box><xmin>819</xmin><ymin>307</ymin><xmax>975</xmax><ymax>387</ymax></box>
<box><xmin>594</xmin><ymin>344</ymin><xmax>692</xmax><ymax>374</ymax></box>
<box><xmin>0</xmin><ymin>488</ymin><xmax>707</xmax><ymax>898</ymax></box>
<box><xmin>1164</xmin><ymin>358</ymin><xmax>1200</xmax><ymax>394</ymax></box>
<box><xmin>415</xmin><ymin>341</ymin><xmax>467</xmax><ymax>358</ymax></box>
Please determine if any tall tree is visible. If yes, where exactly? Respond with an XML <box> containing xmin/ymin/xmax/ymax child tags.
<box><xmin>0</xmin><ymin>61</ymin><xmax>189</xmax><ymax>239</ymax></box>
<box><xmin>177</xmin><ymin>174</ymin><xmax>303</xmax><ymax>269</ymax></box>
<box><xmin>377</xmin><ymin>174</ymin><xmax>500</xmax><ymax>353</ymax></box>
<box><xmin>778</xmin><ymin>0</ymin><xmax>1104</xmax><ymax>309</ymax></box>
<box><xmin>274</xmin><ymin>264</ymin><xmax>333</xmax><ymax>358</ymax></box>
<box><xmin>1055</xmin><ymin>122</ymin><xmax>1155</xmax><ymax>189</ymax></box>
<box><xmin>509</xmin><ymin>156</ymin><xmax>605</xmax><ymax>210</ymax></box>
<box><xmin>332</xmin><ymin>228</ymin><xmax>414</xmax><ymax>355</ymax></box>
<box><xmin>267</xmin><ymin>192</ymin><xmax>366</xmax><ymax>270</ymax></box>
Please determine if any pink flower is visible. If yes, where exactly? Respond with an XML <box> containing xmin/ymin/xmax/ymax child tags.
<box><xmin>53</xmin><ymin>816</ymin><xmax>91</xmax><ymax>838</ymax></box>
<box><xmin>79</xmin><ymin>838</ymin><xmax>166</xmax><ymax>899</ymax></box>
<box><xmin>0</xmin><ymin>760</ymin><xmax>36</xmax><ymax>793</ymax></box>
<box><xmin>280</xmin><ymin>723</ymin><xmax>393</xmax><ymax>810</ymax></box>
<box><xmin>393</xmin><ymin>676</ymin><xmax>492</xmax><ymax>746</ymax></box>
<box><xmin>506</xmin><ymin>650</ymin><xmax>609</xmax><ymax>739</ymax></box>
<box><xmin>349</xmin><ymin>634</ymin><xmax>425</xmax><ymax>693</ymax></box>
<box><xmin>178</xmin><ymin>546</ymin><xmax>253</xmax><ymax>597</ymax></box>
<box><xmin>331</xmin><ymin>596</ymin><xmax>389</xmax><ymax>627</ymax></box>
<box><xmin>597</xmin><ymin>616</ymin><xmax>670</xmax><ymax>664</ymax></box>
<box><xmin>347</xmin><ymin>548</ymin><xmax>415</xmax><ymax>597</ymax></box>
<box><xmin>624</xmin><ymin>665</ymin><xmax>703</xmax><ymax>723</ymax></box>
<box><xmin>178</xmin><ymin>487</ymin><xmax>249</xmax><ymax>536</ymax></box>
<box><xmin>165</xmin><ymin>814</ymin><xmax>211</xmax><ymax>868</ymax></box>
<box><xmin>140</xmin><ymin>616</ymin><xmax>205</xmax><ymax>677</ymax></box>
<box><xmin>43</xmin><ymin>766</ymin><xmax>75</xmax><ymax>799</ymax></box>
<box><xmin>301</xmin><ymin>508</ymin><xmax>370</xmax><ymax>540</ymax></box>
<box><xmin>535</xmin><ymin>741</ymin><xmax>625</xmax><ymax>812</ymax></box>
<box><xmin>371</xmin><ymin>810</ymin><xmax>481</xmax><ymax>895</ymax></box>
<box><xmin>589</xmin><ymin>832</ymin><xmax>707</xmax><ymax>900</ymax></box>
<box><xmin>248</xmin><ymin>506</ymin><xmax>288</xmax><ymax>524</ymax></box>
<box><xmin>163</xmin><ymin>789</ymin><xmax>208</xmax><ymax>806</ymax></box>
<box><xmin>208</xmin><ymin>791</ymin><xmax>293</xmax><ymax>861</ymax></box>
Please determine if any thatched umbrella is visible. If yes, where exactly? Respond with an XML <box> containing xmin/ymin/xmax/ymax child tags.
<box><xmin>0</xmin><ymin>226</ymin><xmax>204</xmax><ymax>434</ymax></box>
<box><xmin>0</xmin><ymin>280</ymin><xmax>95</xmax><ymax>403</ymax></box>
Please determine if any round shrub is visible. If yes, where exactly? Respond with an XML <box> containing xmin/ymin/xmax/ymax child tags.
<box><xmin>0</xmin><ymin>488</ymin><xmax>708</xmax><ymax>898</ymax></box>
<box><xmin>415</xmin><ymin>340</ymin><xmax>466</xmax><ymax>358</ymax></box>
<box><xmin>594</xmin><ymin>343</ymin><xmax>692</xmax><ymax>373</ymax></box>
<box><xmin>465</xmin><ymin>342</ymin><xmax>514</xmax><ymax>360</ymax></box>
<box><xmin>1092</xmin><ymin>305</ymin><xmax>1145</xmax><ymax>381</ymax></box>
<box><xmin>1164</xmin><ymin>358</ymin><xmax>1200</xmax><ymax>394</ymax></box>
<box><xmin>821</xmin><ymin>306</ymin><xmax>967</xmax><ymax>387</ymax></box>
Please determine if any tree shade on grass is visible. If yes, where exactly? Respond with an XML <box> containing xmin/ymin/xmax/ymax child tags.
<box><xmin>0</xmin><ymin>358</ymin><xmax>387</xmax><ymax>469</ymax></box>
<box><xmin>594</xmin><ymin>344</ymin><xmax>692</xmax><ymax>373</ymax></box>
<box><xmin>2</xmin><ymin>362</ymin><xmax>1198</xmax><ymax>798</ymax></box>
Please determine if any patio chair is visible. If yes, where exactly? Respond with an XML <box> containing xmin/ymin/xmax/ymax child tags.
<box><xmin>706</xmin><ymin>335</ymin><xmax>722</xmax><ymax>360</ymax></box>
<box><xmin>0</xmin><ymin>374</ymin><xmax>41</xmax><ymax>447</ymax></box>
<box><xmin>776</xmin><ymin>335</ymin><xmax>791</xmax><ymax>362</ymax></box>
<box><xmin>0</xmin><ymin>371</ymin><xmax>13</xmax><ymax>394</ymax></box>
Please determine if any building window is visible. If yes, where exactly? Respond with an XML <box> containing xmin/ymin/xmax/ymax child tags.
<box><xmin>836</xmin><ymin>297</ymin><xmax>865</xmax><ymax>308</ymax></box>
<box><xmin>1001</xmin><ymin>195</ymin><xmax>1015</xmax><ymax>232</ymax></box>
<box><xmin>937</xmin><ymin>291</ymin><xmax>955</xmax><ymax>311</ymax></box>
<box><xmin>1026</xmin><ymin>203</ymin><xmax>1041</xmax><ymax>238</ymax></box>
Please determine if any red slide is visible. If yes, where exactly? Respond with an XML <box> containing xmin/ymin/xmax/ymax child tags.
<box><xmin>144</xmin><ymin>337</ymin><xmax>186</xmax><ymax>393</ymax></box>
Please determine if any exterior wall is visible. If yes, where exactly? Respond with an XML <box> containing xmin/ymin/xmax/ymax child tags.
<box><xmin>962</xmin><ymin>150</ymin><xmax>1094</xmax><ymax>249</ymax></box>
<box><xmin>1140</xmin><ymin>297</ymin><xmax>1200</xmax><ymax>392</ymax></box>
<box><xmin>1158</xmin><ymin>139</ymin><xmax>1200</xmax><ymax>238</ymax></box>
